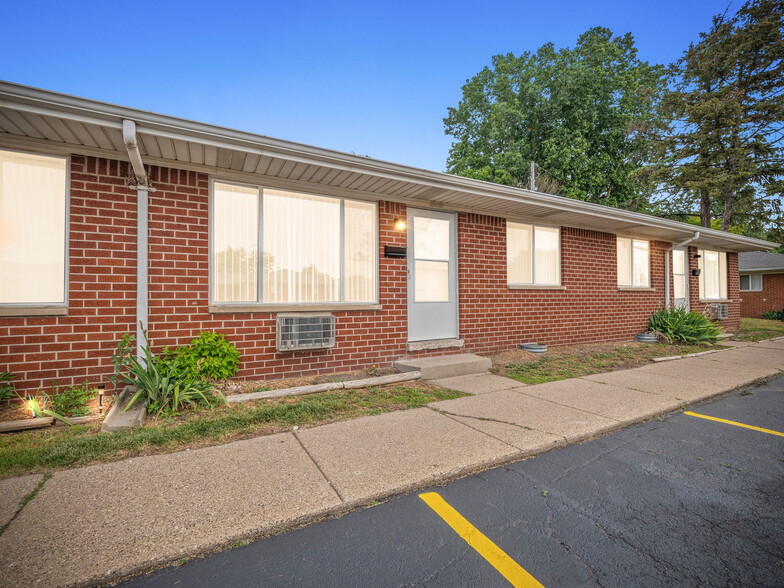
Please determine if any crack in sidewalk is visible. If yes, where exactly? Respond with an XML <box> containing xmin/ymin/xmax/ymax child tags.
<box><xmin>0</xmin><ymin>470</ymin><xmax>52</xmax><ymax>537</ymax></box>
<box><xmin>292</xmin><ymin>431</ymin><xmax>345</xmax><ymax>503</ymax></box>
<box><xmin>428</xmin><ymin>406</ymin><xmax>569</xmax><ymax>445</ymax></box>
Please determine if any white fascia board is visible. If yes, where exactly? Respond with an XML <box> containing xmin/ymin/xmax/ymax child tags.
<box><xmin>0</xmin><ymin>80</ymin><xmax>779</xmax><ymax>251</ymax></box>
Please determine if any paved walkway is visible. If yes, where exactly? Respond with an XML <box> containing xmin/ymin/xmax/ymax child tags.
<box><xmin>1</xmin><ymin>339</ymin><xmax>782</xmax><ymax>588</ymax></box>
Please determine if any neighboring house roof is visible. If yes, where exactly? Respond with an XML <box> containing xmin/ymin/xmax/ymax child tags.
<box><xmin>0</xmin><ymin>80</ymin><xmax>778</xmax><ymax>253</ymax></box>
<box><xmin>739</xmin><ymin>251</ymin><xmax>784</xmax><ymax>272</ymax></box>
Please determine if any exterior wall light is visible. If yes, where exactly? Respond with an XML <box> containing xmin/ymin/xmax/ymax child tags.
<box><xmin>393</xmin><ymin>218</ymin><xmax>407</xmax><ymax>231</ymax></box>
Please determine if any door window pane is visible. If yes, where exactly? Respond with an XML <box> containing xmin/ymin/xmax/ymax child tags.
<box><xmin>413</xmin><ymin>217</ymin><xmax>450</xmax><ymax>261</ymax></box>
<box><xmin>415</xmin><ymin>260</ymin><xmax>449</xmax><ymax>302</ymax></box>
<box><xmin>263</xmin><ymin>189</ymin><xmax>340</xmax><ymax>303</ymax></box>
<box><xmin>674</xmin><ymin>275</ymin><xmax>686</xmax><ymax>300</ymax></box>
<box><xmin>0</xmin><ymin>150</ymin><xmax>67</xmax><ymax>304</ymax></box>
<box><xmin>673</xmin><ymin>249</ymin><xmax>685</xmax><ymax>274</ymax></box>
<box><xmin>212</xmin><ymin>182</ymin><xmax>259</xmax><ymax>303</ymax></box>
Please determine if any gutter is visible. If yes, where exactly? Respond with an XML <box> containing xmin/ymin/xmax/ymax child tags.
<box><xmin>122</xmin><ymin>120</ymin><xmax>151</xmax><ymax>360</ymax></box>
<box><xmin>665</xmin><ymin>232</ymin><xmax>700</xmax><ymax>310</ymax></box>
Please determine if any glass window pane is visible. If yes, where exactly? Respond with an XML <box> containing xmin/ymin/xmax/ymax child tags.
<box><xmin>674</xmin><ymin>275</ymin><xmax>686</xmax><ymax>299</ymax></box>
<box><xmin>212</xmin><ymin>182</ymin><xmax>259</xmax><ymax>303</ymax></box>
<box><xmin>415</xmin><ymin>260</ymin><xmax>449</xmax><ymax>302</ymax></box>
<box><xmin>617</xmin><ymin>237</ymin><xmax>631</xmax><ymax>286</ymax></box>
<box><xmin>507</xmin><ymin>222</ymin><xmax>532</xmax><ymax>284</ymax></box>
<box><xmin>632</xmin><ymin>240</ymin><xmax>650</xmax><ymax>287</ymax></box>
<box><xmin>719</xmin><ymin>252</ymin><xmax>727</xmax><ymax>299</ymax></box>
<box><xmin>534</xmin><ymin>226</ymin><xmax>560</xmax><ymax>285</ymax></box>
<box><xmin>344</xmin><ymin>200</ymin><xmax>376</xmax><ymax>302</ymax></box>
<box><xmin>263</xmin><ymin>189</ymin><xmax>340</xmax><ymax>303</ymax></box>
<box><xmin>673</xmin><ymin>249</ymin><xmax>685</xmax><ymax>274</ymax></box>
<box><xmin>740</xmin><ymin>275</ymin><xmax>750</xmax><ymax>291</ymax></box>
<box><xmin>413</xmin><ymin>217</ymin><xmax>450</xmax><ymax>261</ymax></box>
<box><xmin>704</xmin><ymin>250</ymin><xmax>719</xmax><ymax>299</ymax></box>
<box><xmin>0</xmin><ymin>150</ymin><xmax>66</xmax><ymax>304</ymax></box>
<box><xmin>752</xmin><ymin>274</ymin><xmax>762</xmax><ymax>290</ymax></box>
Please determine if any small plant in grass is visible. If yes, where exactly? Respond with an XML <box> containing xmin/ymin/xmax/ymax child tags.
<box><xmin>157</xmin><ymin>332</ymin><xmax>241</xmax><ymax>381</ymax></box>
<box><xmin>648</xmin><ymin>307</ymin><xmax>721</xmax><ymax>344</ymax></box>
<box><xmin>114</xmin><ymin>326</ymin><xmax>228</xmax><ymax>416</ymax></box>
<box><xmin>16</xmin><ymin>392</ymin><xmax>70</xmax><ymax>424</ymax></box>
<box><xmin>761</xmin><ymin>308</ymin><xmax>784</xmax><ymax>321</ymax></box>
<box><xmin>51</xmin><ymin>382</ymin><xmax>96</xmax><ymax>417</ymax></box>
<box><xmin>0</xmin><ymin>371</ymin><xmax>16</xmax><ymax>402</ymax></box>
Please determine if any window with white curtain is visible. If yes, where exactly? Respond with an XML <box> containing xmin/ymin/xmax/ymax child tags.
<box><xmin>0</xmin><ymin>150</ymin><xmax>67</xmax><ymax>305</ymax></box>
<box><xmin>506</xmin><ymin>222</ymin><xmax>560</xmax><ymax>286</ymax></box>
<box><xmin>698</xmin><ymin>249</ymin><xmax>727</xmax><ymax>300</ymax></box>
<box><xmin>739</xmin><ymin>274</ymin><xmax>762</xmax><ymax>292</ymax></box>
<box><xmin>617</xmin><ymin>237</ymin><xmax>650</xmax><ymax>288</ymax></box>
<box><xmin>211</xmin><ymin>182</ymin><xmax>376</xmax><ymax>304</ymax></box>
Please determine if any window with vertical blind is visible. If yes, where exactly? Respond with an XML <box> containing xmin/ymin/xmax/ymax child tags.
<box><xmin>211</xmin><ymin>182</ymin><xmax>377</xmax><ymax>305</ymax></box>
<box><xmin>698</xmin><ymin>249</ymin><xmax>728</xmax><ymax>300</ymax></box>
<box><xmin>739</xmin><ymin>274</ymin><xmax>762</xmax><ymax>292</ymax></box>
<box><xmin>617</xmin><ymin>237</ymin><xmax>650</xmax><ymax>288</ymax></box>
<box><xmin>506</xmin><ymin>222</ymin><xmax>561</xmax><ymax>286</ymax></box>
<box><xmin>0</xmin><ymin>149</ymin><xmax>67</xmax><ymax>306</ymax></box>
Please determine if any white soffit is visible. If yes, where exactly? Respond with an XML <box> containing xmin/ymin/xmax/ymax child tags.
<box><xmin>0</xmin><ymin>81</ymin><xmax>777</xmax><ymax>253</ymax></box>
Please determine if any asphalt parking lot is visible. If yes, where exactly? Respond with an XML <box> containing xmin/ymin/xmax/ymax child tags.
<box><xmin>119</xmin><ymin>375</ymin><xmax>784</xmax><ymax>587</ymax></box>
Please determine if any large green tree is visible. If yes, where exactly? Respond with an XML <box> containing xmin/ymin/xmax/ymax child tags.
<box><xmin>443</xmin><ymin>27</ymin><xmax>666</xmax><ymax>210</ymax></box>
<box><xmin>650</xmin><ymin>0</ymin><xmax>784</xmax><ymax>233</ymax></box>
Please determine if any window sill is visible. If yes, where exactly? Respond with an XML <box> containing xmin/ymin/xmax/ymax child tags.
<box><xmin>507</xmin><ymin>285</ymin><xmax>566</xmax><ymax>290</ymax></box>
<box><xmin>209</xmin><ymin>303</ymin><xmax>382</xmax><ymax>314</ymax></box>
<box><xmin>0</xmin><ymin>306</ymin><xmax>68</xmax><ymax>317</ymax></box>
<box><xmin>618</xmin><ymin>287</ymin><xmax>655</xmax><ymax>292</ymax></box>
<box><xmin>738</xmin><ymin>290</ymin><xmax>762</xmax><ymax>293</ymax></box>
<box><xmin>699</xmin><ymin>299</ymin><xmax>731</xmax><ymax>303</ymax></box>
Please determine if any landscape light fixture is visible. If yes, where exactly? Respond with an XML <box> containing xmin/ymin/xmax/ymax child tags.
<box><xmin>97</xmin><ymin>384</ymin><xmax>105</xmax><ymax>414</ymax></box>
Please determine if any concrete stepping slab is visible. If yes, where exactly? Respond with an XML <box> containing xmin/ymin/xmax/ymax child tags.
<box><xmin>0</xmin><ymin>433</ymin><xmax>341</xmax><ymax>588</ymax></box>
<box><xmin>430</xmin><ymin>390</ymin><xmax>619</xmax><ymax>442</ymax></box>
<box><xmin>0</xmin><ymin>474</ymin><xmax>42</xmax><ymax>528</ymax></box>
<box><xmin>295</xmin><ymin>408</ymin><xmax>519</xmax><ymax>504</ymax></box>
<box><xmin>395</xmin><ymin>353</ymin><xmax>492</xmax><ymax>379</ymax></box>
<box><xmin>516</xmin><ymin>379</ymin><xmax>681</xmax><ymax>422</ymax></box>
<box><xmin>583</xmin><ymin>369</ymin><xmax>729</xmax><ymax>403</ymax></box>
<box><xmin>431</xmin><ymin>372</ymin><xmax>526</xmax><ymax>394</ymax></box>
<box><xmin>446</xmin><ymin>414</ymin><xmax>565</xmax><ymax>454</ymax></box>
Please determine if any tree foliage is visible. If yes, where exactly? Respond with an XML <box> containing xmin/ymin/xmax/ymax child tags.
<box><xmin>649</xmin><ymin>0</ymin><xmax>784</xmax><ymax>235</ymax></box>
<box><xmin>444</xmin><ymin>27</ymin><xmax>666</xmax><ymax>210</ymax></box>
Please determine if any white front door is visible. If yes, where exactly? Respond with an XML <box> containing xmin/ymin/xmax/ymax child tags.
<box><xmin>407</xmin><ymin>208</ymin><xmax>458</xmax><ymax>342</ymax></box>
<box><xmin>673</xmin><ymin>248</ymin><xmax>689</xmax><ymax>310</ymax></box>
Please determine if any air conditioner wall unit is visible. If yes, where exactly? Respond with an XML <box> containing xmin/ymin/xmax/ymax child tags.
<box><xmin>709</xmin><ymin>304</ymin><xmax>729</xmax><ymax>320</ymax></box>
<box><xmin>277</xmin><ymin>313</ymin><xmax>336</xmax><ymax>351</ymax></box>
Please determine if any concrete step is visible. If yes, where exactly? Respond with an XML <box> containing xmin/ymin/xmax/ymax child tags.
<box><xmin>395</xmin><ymin>353</ymin><xmax>492</xmax><ymax>380</ymax></box>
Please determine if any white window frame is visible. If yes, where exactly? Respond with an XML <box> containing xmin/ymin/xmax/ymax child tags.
<box><xmin>505</xmin><ymin>221</ymin><xmax>561</xmax><ymax>287</ymax></box>
<box><xmin>739</xmin><ymin>273</ymin><xmax>762</xmax><ymax>292</ymax></box>
<box><xmin>208</xmin><ymin>179</ymin><xmax>379</xmax><ymax>309</ymax></box>
<box><xmin>698</xmin><ymin>249</ymin><xmax>728</xmax><ymax>301</ymax></box>
<box><xmin>0</xmin><ymin>148</ymin><xmax>70</xmax><ymax>315</ymax></box>
<box><xmin>617</xmin><ymin>237</ymin><xmax>650</xmax><ymax>288</ymax></box>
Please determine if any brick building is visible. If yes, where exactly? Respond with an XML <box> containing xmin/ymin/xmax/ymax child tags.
<box><xmin>738</xmin><ymin>251</ymin><xmax>784</xmax><ymax>318</ymax></box>
<box><xmin>0</xmin><ymin>82</ymin><xmax>777</xmax><ymax>392</ymax></box>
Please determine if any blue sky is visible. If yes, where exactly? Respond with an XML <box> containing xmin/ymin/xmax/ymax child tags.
<box><xmin>3</xmin><ymin>0</ymin><xmax>733</xmax><ymax>171</ymax></box>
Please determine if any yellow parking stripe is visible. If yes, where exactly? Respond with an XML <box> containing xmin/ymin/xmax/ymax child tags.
<box><xmin>419</xmin><ymin>492</ymin><xmax>544</xmax><ymax>588</ymax></box>
<box><xmin>684</xmin><ymin>411</ymin><xmax>784</xmax><ymax>437</ymax></box>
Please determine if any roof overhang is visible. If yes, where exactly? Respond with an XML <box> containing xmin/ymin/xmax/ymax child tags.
<box><xmin>0</xmin><ymin>80</ymin><xmax>778</xmax><ymax>253</ymax></box>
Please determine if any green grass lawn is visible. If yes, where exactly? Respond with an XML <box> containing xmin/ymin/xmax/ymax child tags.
<box><xmin>732</xmin><ymin>317</ymin><xmax>784</xmax><ymax>342</ymax></box>
<box><xmin>497</xmin><ymin>343</ymin><xmax>723</xmax><ymax>385</ymax></box>
<box><xmin>0</xmin><ymin>384</ymin><xmax>465</xmax><ymax>479</ymax></box>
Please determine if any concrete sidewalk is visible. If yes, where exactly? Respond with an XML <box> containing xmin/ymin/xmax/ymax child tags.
<box><xmin>1</xmin><ymin>339</ymin><xmax>782</xmax><ymax>588</ymax></box>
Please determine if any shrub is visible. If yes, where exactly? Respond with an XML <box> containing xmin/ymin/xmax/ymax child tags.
<box><xmin>113</xmin><ymin>327</ymin><xmax>227</xmax><ymax>416</ymax></box>
<box><xmin>0</xmin><ymin>371</ymin><xmax>15</xmax><ymax>402</ymax></box>
<box><xmin>51</xmin><ymin>382</ymin><xmax>96</xmax><ymax>417</ymax></box>
<box><xmin>648</xmin><ymin>307</ymin><xmax>722</xmax><ymax>344</ymax></box>
<box><xmin>761</xmin><ymin>309</ymin><xmax>784</xmax><ymax>321</ymax></box>
<box><xmin>159</xmin><ymin>332</ymin><xmax>241</xmax><ymax>381</ymax></box>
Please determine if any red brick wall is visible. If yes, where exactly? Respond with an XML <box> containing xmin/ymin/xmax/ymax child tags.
<box><xmin>686</xmin><ymin>246</ymin><xmax>741</xmax><ymax>331</ymax></box>
<box><xmin>0</xmin><ymin>156</ymin><xmax>137</xmax><ymax>393</ymax></box>
<box><xmin>0</xmin><ymin>155</ymin><xmax>743</xmax><ymax>392</ymax></box>
<box><xmin>739</xmin><ymin>273</ymin><xmax>784</xmax><ymax>318</ymax></box>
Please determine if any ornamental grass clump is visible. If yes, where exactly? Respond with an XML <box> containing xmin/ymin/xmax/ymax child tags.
<box><xmin>112</xmin><ymin>327</ymin><xmax>228</xmax><ymax>416</ymax></box>
<box><xmin>648</xmin><ymin>307</ymin><xmax>722</xmax><ymax>344</ymax></box>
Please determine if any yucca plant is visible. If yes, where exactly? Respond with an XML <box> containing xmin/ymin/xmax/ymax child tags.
<box><xmin>117</xmin><ymin>326</ymin><xmax>227</xmax><ymax>415</ymax></box>
<box><xmin>0</xmin><ymin>371</ymin><xmax>15</xmax><ymax>402</ymax></box>
<box><xmin>648</xmin><ymin>307</ymin><xmax>722</xmax><ymax>344</ymax></box>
